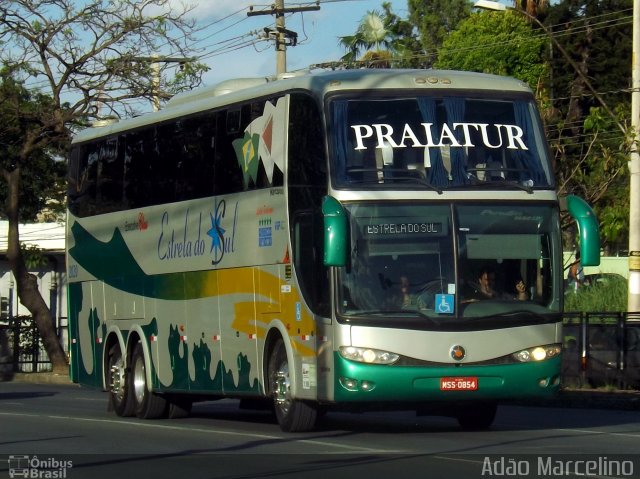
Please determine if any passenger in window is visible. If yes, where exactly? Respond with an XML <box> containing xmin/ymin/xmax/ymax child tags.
<box><xmin>400</xmin><ymin>276</ymin><xmax>413</xmax><ymax>308</ymax></box>
<box><xmin>398</xmin><ymin>275</ymin><xmax>440</xmax><ymax>310</ymax></box>
<box><xmin>466</xmin><ymin>267</ymin><xmax>528</xmax><ymax>301</ymax></box>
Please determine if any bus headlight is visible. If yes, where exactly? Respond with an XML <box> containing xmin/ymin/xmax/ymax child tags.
<box><xmin>512</xmin><ymin>344</ymin><xmax>561</xmax><ymax>363</ymax></box>
<box><xmin>339</xmin><ymin>346</ymin><xmax>399</xmax><ymax>365</ymax></box>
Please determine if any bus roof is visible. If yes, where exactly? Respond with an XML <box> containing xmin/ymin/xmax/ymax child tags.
<box><xmin>72</xmin><ymin>69</ymin><xmax>533</xmax><ymax>145</ymax></box>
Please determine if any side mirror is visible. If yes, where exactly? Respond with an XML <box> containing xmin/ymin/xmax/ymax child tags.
<box><xmin>322</xmin><ymin>196</ymin><xmax>347</xmax><ymax>267</ymax></box>
<box><xmin>560</xmin><ymin>195</ymin><xmax>600</xmax><ymax>266</ymax></box>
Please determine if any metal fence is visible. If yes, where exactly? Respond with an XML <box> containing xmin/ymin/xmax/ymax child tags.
<box><xmin>0</xmin><ymin>316</ymin><xmax>68</xmax><ymax>379</ymax></box>
<box><xmin>0</xmin><ymin>313</ymin><xmax>639</xmax><ymax>390</ymax></box>
<box><xmin>562</xmin><ymin>312</ymin><xmax>640</xmax><ymax>390</ymax></box>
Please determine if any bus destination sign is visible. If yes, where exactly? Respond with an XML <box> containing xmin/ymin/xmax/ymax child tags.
<box><xmin>365</xmin><ymin>222</ymin><xmax>442</xmax><ymax>236</ymax></box>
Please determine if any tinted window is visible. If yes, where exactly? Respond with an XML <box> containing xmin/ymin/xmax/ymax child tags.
<box><xmin>288</xmin><ymin>93</ymin><xmax>329</xmax><ymax>316</ymax></box>
<box><xmin>69</xmin><ymin>96</ymin><xmax>286</xmax><ymax>217</ymax></box>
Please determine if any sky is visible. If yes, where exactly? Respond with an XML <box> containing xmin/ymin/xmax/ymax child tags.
<box><xmin>172</xmin><ymin>0</ymin><xmax>409</xmax><ymax>87</ymax></box>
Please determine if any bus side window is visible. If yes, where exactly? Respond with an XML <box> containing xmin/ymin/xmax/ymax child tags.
<box><xmin>68</xmin><ymin>145</ymin><xmax>96</xmax><ymax>217</ymax></box>
<box><xmin>226</xmin><ymin>108</ymin><xmax>241</xmax><ymax>134</ymax></box>
<box><xmin>214</xmin><ymin>109</ymin><xmax>244</xmax><ymax>195</ymax></box>
<box><xmin>95</xmin><ymin>137</ymin><xmax>124</xmax><ymax>214</ymax></box>
<box><xmin>122</xmin><ymin>128</ymin><xmax>155</xmax><ymax>209</ymax></box>
<box><xmin>179</xmin><ymin>115</ymin><xmax>215</xmax><ymax>200</ymax></box>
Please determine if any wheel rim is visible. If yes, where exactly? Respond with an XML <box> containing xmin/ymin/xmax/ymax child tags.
<box><xmin>109</xmin><ymin>353</ymin><xmax>126</xmax><ymax>403</ymax></box>
<box><xmin>133</xmin><ymin>354</ymin><xmax>146</xmax><ymax>405</ymax></box>
<box><xmin>272</xmin><ymin>359</ymin><xmax>291</xmax><ymax>415</ymax></box>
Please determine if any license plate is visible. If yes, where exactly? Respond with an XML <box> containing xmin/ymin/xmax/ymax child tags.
<box><xmin>440</xmin><ymin>376</ymin><xmax>478</xmax><ymax>391</ymax></box>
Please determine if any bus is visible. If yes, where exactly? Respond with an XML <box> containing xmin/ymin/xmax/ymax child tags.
<box><xmin>66</xmin><ymin>69</ymin><xmax>600</xmax><ymax>432</ymax></box>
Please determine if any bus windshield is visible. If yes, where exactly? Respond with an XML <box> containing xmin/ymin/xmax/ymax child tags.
<box><xmin>330</xmin><ymin>95</ymin><xmax>553</xmax><ymax>189</ymax></box>
<box><xmin>336</xmin><ymin>203</ymin><xmax>560</xmax><ymax>323</ymax></box>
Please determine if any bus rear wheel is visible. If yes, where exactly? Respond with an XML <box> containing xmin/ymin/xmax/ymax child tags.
<box><xmin>268</xmin><ymin>338</ymin><xmax>317</xmax><ymax>432</ymax></box>
<box><xmin>107</xmin><ymin>344</ymin><xmax>134</xmax><ymax>417</ymax></box>
<box><xmin>131</xmin><ymin>343</ymin><xmax>167</xmax><ymax>419</ymax></box>
<box><xmin>456</xmin><ymin>402</ymin><xmax>497</xmax><ymax>430</ymax></box>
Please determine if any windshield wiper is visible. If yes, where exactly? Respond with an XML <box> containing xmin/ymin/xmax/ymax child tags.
<box><xmin>466</xmin><ymin>179</ymin><xmax>534</xmax><ymax>194</ymax></box>
<box><xmin>494</xmin><ymin>310</ymin><xmax>555</xmax><ymax>320</ymax></box>
<box><xmin>346</xmin><ymin>168</ymin><xmax>443</xmax><ymax>194</ymax></box>
<box><xmin>466</xmin><ymin>168</ymin><xmax>535</xmax><ymax>194</ymax></box>
<box><xmin>346</xmin><ymin>309</ymin><xmax>419</xmax><ymax>317</ymax></box>
<box><xmin>472</xmin><ymin>309</ymin><xmax>557</xmax><ymax>323</ymax></box>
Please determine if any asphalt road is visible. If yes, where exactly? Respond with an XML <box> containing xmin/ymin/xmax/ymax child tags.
<box><xmin>0</xmin><ymin>381</ymin><xmax>639</xmax><ymax>479</ymax></box>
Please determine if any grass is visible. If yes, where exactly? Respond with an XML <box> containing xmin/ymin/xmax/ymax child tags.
<box><xmin>563</xmin><ymin>275</ymin><xmax>628</xmax><ymax>313</ymax></box>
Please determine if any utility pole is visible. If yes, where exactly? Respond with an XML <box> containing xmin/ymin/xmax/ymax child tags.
<box><xmin>131</xmin><ymin>56</ymin><xmax>195</xmax><ymax>111</ymax></box>
<box><xmin>248</xmin><ymin>1</ymin><xmax>320</xmax><ymax>75</ymax></box>
<box><xmin>629</xmin><ymin>0</ymin><xmax>640</xmax><ymax>312</ymax></box>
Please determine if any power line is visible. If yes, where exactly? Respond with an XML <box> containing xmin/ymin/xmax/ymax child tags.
<box><xmin>192</xmin><ymin>7</ymin><xmax>255</xmax><ymax>46</ymax></box>
<box><xmin>8</xmin><ymin>2</ymin><xmax>635</xmax><ymax>118</ymax></box>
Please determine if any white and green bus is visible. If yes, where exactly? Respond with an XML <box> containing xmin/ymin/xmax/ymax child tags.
<box><xmin>67</xmin><ymin>69</ymin><xmax>599</xmax><ymax>432</ymax></box>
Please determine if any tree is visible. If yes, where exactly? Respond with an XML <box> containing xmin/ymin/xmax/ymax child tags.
<box><xmin>378</xmin><ymin>2</ymin><xmax>425</xmax><ymax>68</ymax></box>
<box><xmin>517</xmin><ymin>0</ymin><xmax>549</xmax><ymax>17</ymax></box>
<box><xmin>0</xmin><ymin>73</ymin><xmax>66</xmax><ymax>222</ymax></box>
<box><xmin>435</xmin><ymin>10</ymin><xmax>548</xmax><ymax>93</ymax></box>
<box><xmin>0</xmin><ymin>0</ymin><xmax>208</xmax><ymax>374</ymax></box>
<box><xmin>337</xmin><ymin>2</ymin><xmax>423</xmax><ymax>68</ymax></box>
<box><xmin>544</xmin><ymin>0</ymin><xmax>631</xmax><ymax>127</ymax></box>
<box><xmin>338</xmin><ymin>9</ymin><xmax>396</xmax><ymax>66</ymax></box>
<box><xmin>408</xmin><ymin>0</ymin><xmax>471</xmax><ymax>67</ymax></box>
<box><xmin>543</xmin><ymin>0</ymin><xmax>632</xmax><ymax>252</ymax></box>
<box><xmin>0</xmin><ymin>67</ymin><xmax>70</xmax><ymax>373</ymax></box>
<box><xmin>555</xmin><ymin>105</ymin><xmax>630</xmax><ymax>254</ymax></box>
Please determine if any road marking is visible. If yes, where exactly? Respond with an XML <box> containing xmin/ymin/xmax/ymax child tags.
<box><xmin>433</xmin><ymin>455</ymin><xmax>484</xmax><ymax>464</ymax></box>
<box><xmin>0</xmin><ymin>412</ymin><xmax>404</xmax><ymax>453</ymax></box>
<box><xmin>555</xmin><ymin>428</ymin><xmax>640</xmax><ymax>439</ymax></box>
<box><xmin>495</xmin><ymin>420</ymin><xmax>640</xmax><ymax>440</ymax></box>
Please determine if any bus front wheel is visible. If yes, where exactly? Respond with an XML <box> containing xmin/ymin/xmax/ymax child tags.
<box><xmin>456</xmin><ymin>402</ymin><xmax>497</xmax><ymax>430</ymax></box>
<box><xmin>131</xmin><ymin>343</ymin><xmax>167</xmax><ymax>419</ymax></box>
<box><xmin>268</xmin><ymin>338</ymin><xmax>317</xmax><ymax>432</ymax></box>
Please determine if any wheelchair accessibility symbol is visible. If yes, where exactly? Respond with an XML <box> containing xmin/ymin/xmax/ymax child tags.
<box><xmin>435</xmin><ymin>294</ymin><xmax>454</xmax><ymax>314</ymax></box>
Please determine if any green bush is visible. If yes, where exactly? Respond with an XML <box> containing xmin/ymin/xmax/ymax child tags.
<box><xmin>563</xmin><ymin>275</ymin><xmax>627</xmax><ymax>312</ymax></box>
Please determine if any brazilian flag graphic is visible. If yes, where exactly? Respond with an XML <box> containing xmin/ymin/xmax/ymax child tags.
<box><xmin>233</xmin><ymin>132</ymin><xmax>261</xmax><ymax>189</ymax></box>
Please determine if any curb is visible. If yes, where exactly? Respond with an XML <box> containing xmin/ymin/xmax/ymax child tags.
<box><xmin>513</xmin><ymin>388</ymin><xmax>640</xmax><ymax>410</ymax></box>
<box><xmin>557</xmin><ymin>389</ymin><xmax>640</xmax><ymax>410</ymax></box>
<box><xmin>8</xmin><ymin>372</ymin><xmax>74</xmax><ymax>385</ymax></box>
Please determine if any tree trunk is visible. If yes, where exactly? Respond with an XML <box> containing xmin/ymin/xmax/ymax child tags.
<box><xmin>3</xmin><ymin>167</ymin><xmax>68</xmax><ymax>375</ymax></box>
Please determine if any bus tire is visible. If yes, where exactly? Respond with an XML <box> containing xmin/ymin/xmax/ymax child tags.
<box><xmin>456</xmin><ymin>402</ymin><xmax>497</xmax><ymax>430</ymax></box>
<box><xmin>107</xmin><ymin>344</ymin><xmax>135</xmax><ymax>417</ymax></box>
<box><xmin>131</xmin><ymin>342</ymin><xmax>167</xmax><ymax>419</ymax></box>
<box><xmin>268</xmin><ymin>338</ymin><xmax>317</xmax><ymax>432</ymax></box>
